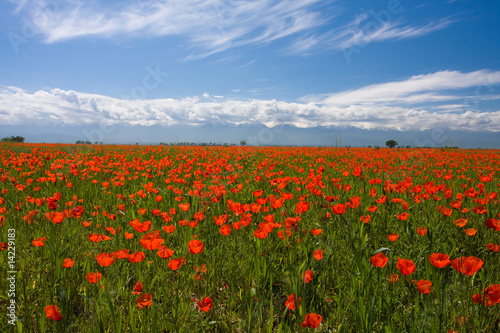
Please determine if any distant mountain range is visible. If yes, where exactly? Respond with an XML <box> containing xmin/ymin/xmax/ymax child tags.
<box><xmin>1</xmin><ymin>123</ymin><xmax>499</xmax><ymax>148</ymax></box>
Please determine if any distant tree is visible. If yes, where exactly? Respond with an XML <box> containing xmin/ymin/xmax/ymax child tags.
<box><xmin>240</xmin><ymin>140</ymin><xmax>247</xmax><ymax>146</ymax></box>
<box><xmin>386</xmin><ymin>140</ymin><xmax>398</xmax><ymax>148</ymax></box>
<box><xmin>1</xmin><ymin>135</ymin><xmax>25</xmax><ymax>143</ymax></box>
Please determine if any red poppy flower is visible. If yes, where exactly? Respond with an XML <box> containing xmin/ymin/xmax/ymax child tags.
<box><xmin>197</xmin><ymin>297</ymin><xmax>213</xmax><ymax>312</ymax></box>
<box><xmin>397</xmin><ymin>212</ymin><xmax>409</xmax><ymax>221</ymax></box>
<box><xmin>472</xmin><ymin>284</ymin><xmax>500</xmax><ymax>306</ymax></box>
<box><xmin>140</xmin><ymin>230</ymin><xmax>164</xmax><ymax>250</ymax></box>
<box><xmin>129</xmin><ymin>219</ymin><xmax>151</xmax><ymax>233</ymax></box>
<box><xmin>178</xmin><ymin>202</ymin><xmax>190</xmax><ymax>212</ymax></box>
<box><xmin>485</xmin><ymin>218</ymin><xmax>500</xmax><ymax>231</ymax></box>
<box><xmin>301</xmin><ymin>313</ymin><xmax>322</xmax><ymax>328</ymax></box>
<box><xmin>301</xmin><ymin>269</ymin><xmax>314</xmax><ymax>283</ymax></box>
<box><xmin>463</xmin><ymin>228</ymin><xmax>477</xmax><ymax>236</ymax></box>
<box><xmin>128</xmin><ymin>251</ymin><xmax>146</xmax><ymax>263</ymax></box>
<box><xmin>168</xmin><ymin>258</ymin><xmax>184</xmax><ymax>270</ymax></box>
<box><xmin>32</xmin><ymin>237</ymin><xmax>47</xmax><ymax>247</ymax></box>
<box><xmin>416</xmin><ymin>280</ymin><xmax>432</xmax><ymax>294</ymax></box>
<box><xmin>417</xmin><ymin>227</ymin><xmax>428</xmax><ymax>236</ymax></box>
<box><xmin>313</xmin><ymin>249</ymin><xmax>323</xmax><ymax>261</ymax></box>
<box><xmin>163</xmin><ymin>225</ymin><xmax>176</xmax><ymax>234</ymax></box>
<box><xmin>95</xmin><ymin>252</ymin><xmax>115</xmax><ymax>267</ymax></box>
<box><xmin>219</xmin><ymin>224</ymin><xmax>232</xmax><ymax>236</ymax></box>
<box><xmin>473</xmin><ymin>205</ymin><xmax>487</xmax><ymax>215</ymax></box>
<box><xmin>157</xmin><ymin>245</ymin><xmax>174</xmax><ymax>259</ymax></box>
<box><xmin>429</xmin><ymin>253</ymin><xmax>450</xmax><ymax>268</ymax></box>
<box><xmin>88</xmin><ymin>233</ymin><xmax>102</xmax><ymax>242</ymax></box>
<box><xmin>254</xmin><ymin>228</ymin><xmax>269</xmax><ymax>239</ymax></box>
<box><xmin>44</xmin><ymin>305</ymin><xmax>62</xmax><ymax>321</ymax></box>
<box><xmin>331</xmin><ymin>203</ymin><xmax>346</xmax><ymax>215</ymax></box>
<box><xmin>136</xmin><ymin>293</ymin><xmax>152</xmax><ymax>309</ymax></box>
<box><xmin>0</xmin><ymin>242</ymin><xmax>8</xmax><ymax>250</ymax></box>
<box><xmin>396</xmin><ymin>258</ymin><xmax>416</xmax><ymax>275</ymax></box>
<box><xmin>451</xmin><ymin>256</ymin><xmax>483</xmax><ymax>276</ymax></box>
<box><xmin>454</xmin><ymin>218</ymin><xmax>468</xmax><ymax>228</ymax></box>
<box><xmin>86</xmin><ymin>272</ymin><xmax>102</xmax><ymax>284</ymax></box>
<box><xmin>486</xmin><ymin>243</ymin><xmax>499</xmax><ymax>252</ymax></box>
<box><xmin>45</xmin><ymin>211</ymin><xmax>64</xmax><ymax>224</ymax></box>
<box><xmin>370</xmin><ymin>252</ymin><xmax>389</xmax><ymax>268</ymax></box>
<box><xmin>310</xmin><ymin>228</ymin><xmax>322</xmax><ymax>236</ymax></box>
<box><xmin>62</xmin><ymin>258</ymin><xmax>75</xmax><ymax>268</ymax></box>
<box><xmin>132</xmin><ymin>281</ymin><xmax>143</xmax><ymax>295</ymax></box>
<box><xmin>285</xmin><ymin>294</ymin><xmax>301</xmax><ymax>310</ymax></box>
<box><xmin>387</xmin><ymin>233</ymin><xmax>398</xmax><ymax>242</ymax></box>
<box><xmin>188</xmin><ymin>239</ymin><xmax>204</xmax><ymax>254</ymax></box>
<box><xmin>252</xmin><ymin>189</ymin><xmax>263</xmax><ymax>197</ymax></box>
<box><xmin>114</xmin><ymin>249</ymin><xmax>130</xmax><ymax>259</ymax></box>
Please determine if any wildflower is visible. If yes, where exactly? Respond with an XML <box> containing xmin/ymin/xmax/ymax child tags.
<box><xmin>178</xmin><ymin>202</ymin><xmax>190</xmax><ymax>212</ymax></box>
<box><xmin>32</xmin><ymin>237</ymin><xmax>47</xmax><ymax>247</ymax></box>
<box><xmin>285</xmin><ymin>294</ymin><xmax>301</xmax><ymax>310</ymax></box>
<box><xmin>44</xmin><ymin>305</ymin><xmax>62</xmax><ymax>321</ymax></box>
<box><xmin>396</xmin><ymin>258</ymin><xmax>416</xmax><ymax>275</ymax></box>
<box><xmin>370</xmin><ymin>252</ymin><xmax>389</xmax><ymax>268</ymax></box>
<box><xmin>128</xmin><ymin>252</ymin><xmax>146</xmax><ymax>263</ymax></box>
<box><xmin>451</xmin><ymin>256</ymin><xmax>483</xmax><ymax>276</ymax></box>
<box><xmin>140</xmin><ymin>230</ymin><xmax>164</xmax><ymax>250</ymax></box>
<box><xmin>485</xmin><ymin>218</ymin><xmax>500</xmax><ymax>231</ymax></box>
<box><xmin>188</xmin><ymin>239</ymin><xmax>204</xmax><ymax>254</ymax></box>
<box><xmin>219</xmin><ymin>224</ymin><xmax>231</xmax><ymax>236</ymax></box>
<box><xmin>137</xmin><ymin>293</ymin><xmax>152</xmax><ymax>309</ymax></box>
<box><xmin>454</xmin><ymin>218</ymin><xmax>467</xmax><ymax>228</ymax></box>
<box><xmin>168</xmin><ymin>258</ymin><xmax>184</xmax><ymax>271</ymax></box>
<box><xmin>313</xmin><ymin>249</ymin><xmax>323</xmax><ymax>261</ymax></box>
<box><xmin>417</xmin><ymin>227</ymin><xmax>428</xmax><ymax>236</ymax></box>
<box><xmin>416</xmin><ymin>280</ymin><xmax>432</xmax><ymax>294</ymax></box>
<box><xmin>429</xmin><ymin>253</ymin><xmax>451</xmax><ymax>268</ymax></box>
<box><xmin>196</xmin><ymin>297</ymin><xmax>213</xmax><ymax>312</ymax></box>
<box><xmin>157</xmin><ymin>245</ymin><xmax>174</xmax><ymax>259</ymax></box>
<box><xmin>331</xmin><ymin>203</ymin><xmax>346</xmax><ymax>215</ymax></box>
<box><xmin>301</xmin><ymin>313</ymin><xmax>322</xmax><ymax>328</ymax></box>
<box><xmin>486</xmin><ymin>243</ymin><xmax>499</xmax><ymax>252</ymax></box>
<box><xmin>387</xmin><ymin>233</ymin><xmax>398</xmax><ymax>242</ymax></box>
<box><xmin>86</xmin><ymin>272</ymin><xmax>102</xmax><ymax>283</ymax></box>
<box><xmin>95</xmin><ymin>252</ymin><xmax>115</xmax><ymax>267</ymax></box>
<box><xmin>132</xmin><ymin>281</ymin><xmax>143</xmax><ymax>295</ymax></box>
<box><xmin>62</xmin><ymin>258</ymin><xmax>75</xmax><ymax>268</ymax></box>
<box><xmin>301</xmin><ymin>270</ymin><xmax>314</xmax><ymax>283</ymax></box>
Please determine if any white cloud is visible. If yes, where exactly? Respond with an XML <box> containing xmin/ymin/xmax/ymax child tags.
<box><xmin>2</xmin><ymin>70</ymin><xmax>500</xmax><ymax>131</ymax></box>
<box><xmin>10</xmin><ymin>0</ymin><xmax>454</xmax><ymax>59</ymax></box>
<box><xmin>287</xmin><ymin>14</ymin><xmax>453</xmax><ymax>55</ymax></box>
<box><xmin>16</xmin><ymin>0</ymin><xmax>327</xmax><ymax>59</ymax></box>
<box><xmin>303</xmin><ymin>70</ymin><xmax>500</xmax><ymax>106</ymax></box>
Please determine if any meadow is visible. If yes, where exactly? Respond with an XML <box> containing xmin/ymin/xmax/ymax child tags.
<box><xmin>0</xmin><ymin>143</ymin><xmax>499</xmax><ymax>332</ymax></box>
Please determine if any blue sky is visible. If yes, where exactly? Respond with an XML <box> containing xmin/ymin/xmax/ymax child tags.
<box><xmin>1</xmin><ymin>0</ymin><xmax>500</xmax><ymax>136</ymax></box>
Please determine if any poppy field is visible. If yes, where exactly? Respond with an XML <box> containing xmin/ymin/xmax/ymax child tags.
<box><xmin>1</xmin><ymin>143</ymin><xmax>499</xmax><ymax>332</ymax></box>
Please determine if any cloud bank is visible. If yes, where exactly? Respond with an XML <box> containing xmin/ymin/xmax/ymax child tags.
<box><xmin>1</xmin><ymin>70</ymin><xmax>500</xmax><ymax>131</ymax></box>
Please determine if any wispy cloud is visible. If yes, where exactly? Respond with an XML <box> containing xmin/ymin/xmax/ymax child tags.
<box><xmin>9</xmin><ymin>0</ymin><xmax>455</xmax><ymax>59</ymax></box>
<box><xmin>2</xmin><ymin>70</ymin><xmax>500</xmax><ymax>131</ymax></box>
<box><xmin>15</xmin><ymin>0</ymin><xmax>327</xmax><ymax>59</ymax></box>
<box><xmin>287</xmin><ymin>15</ymin><xmax>454</xmax><ymax>55</ymax></box>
